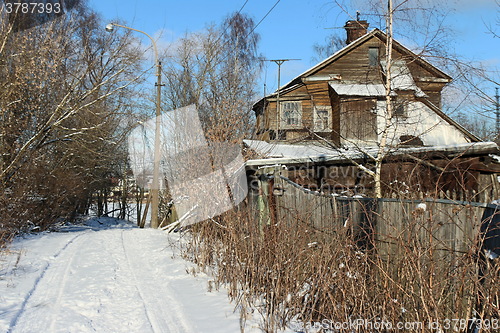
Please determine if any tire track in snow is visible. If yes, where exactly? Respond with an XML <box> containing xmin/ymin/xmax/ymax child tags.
<box><xmin>8</xmin><ymin>231</ymin><xmax>90</xmax><ymax>333</ymax></box>
<box><xmin>120</xmin><ymin>229</ymin><xmax>194</xmax><ymax>333</ymax></box>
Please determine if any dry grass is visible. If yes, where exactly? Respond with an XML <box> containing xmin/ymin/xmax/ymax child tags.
<box><xmin>177</xmin><ymin>199</ymin><xmax>500</xmax><ymax>333</ymax></box>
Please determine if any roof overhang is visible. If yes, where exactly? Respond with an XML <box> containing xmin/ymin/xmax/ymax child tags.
<box><xmin>244</xmin><ymin>140</ymin><xmax>499</xmax><ymax>168</ymax></box>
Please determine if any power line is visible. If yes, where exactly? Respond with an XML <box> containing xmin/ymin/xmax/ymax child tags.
<box><xmin>159</xmin><ymin>0</ymin><xmax>252</xmax><ymax>87</ymax></box>
<box><xmin>247</xmin><ymin>0</ymin><xmax>281</xmax><ymax>37</ymax></box>
<box><xmin>161</xmin><ymin>0</ymin><xmax>282</xmax><ymax>99</ymax></box>
<box><xmin>210</xmin><ymin>0</ymin><xmax>250</xmax><ymax>54</ymax></box>
<box><xmin>219</xmin><ymin>0</ymin><xmax>282</xmax><ymax>63</ymax></box>
<box><xmin>237</xmin><ymin>0</ymin><xmax>250</xmax><ymax>14</ymax></box>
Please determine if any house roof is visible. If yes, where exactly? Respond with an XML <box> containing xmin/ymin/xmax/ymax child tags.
<box><xmin>253</xmin><ymin>28</ymin><xmax>452</xmax><ymax>105</ymax></box>
<box><xmin>250</xmin><ymin>27</ymin><xmax>478</xmax><ymax>143</ymax></box>
<box><xmin>285</xmin><ymin>28</ymin><xmax>451</xmax><ymax>90</ymax></box>
<box><xmin>244</xmin><ymin>140</ymin><xmax>499</xmax><ymax>167</ymax></box>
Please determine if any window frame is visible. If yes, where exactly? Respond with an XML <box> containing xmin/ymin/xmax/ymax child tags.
<box><xmin>280</xmin><ymin>101</ymin><xmax>303</xmax><ymax>129</ymax></box>
<box><xmin>313</xmin><ymin>105</ymin><xmax>332</xmax><ymax>132</ymax></box>
<box><xmin>368</xmin><ymin>47</ymin><xmax>379</xmax><ymax>67</ymax></box>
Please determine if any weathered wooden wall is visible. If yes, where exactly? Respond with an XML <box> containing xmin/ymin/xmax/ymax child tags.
<box><xmin>339</xmin><ymin>98</ymin><xmax>378</xmax><ymax>141</ymax></box>
<box><xmin>251</xmin><ymin>173</ymin><xmax>489</xmax><ymax>259</ymax></box>
<box><xmin>281</xmin><ymin>156</ymin><xmax>500</xmax><ymax>202</ymax></box>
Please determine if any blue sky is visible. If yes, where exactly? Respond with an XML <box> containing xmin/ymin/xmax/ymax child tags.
<box><xmin>88</xmin><ymin>0</ymin><xmax>499</xmax><ymax>102</ymax></box>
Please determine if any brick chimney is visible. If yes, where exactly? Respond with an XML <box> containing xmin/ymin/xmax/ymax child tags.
<box><xmin>344</xmin><ymin>20</ymin><xmax>369</xmax><ymax>44</ymax></box>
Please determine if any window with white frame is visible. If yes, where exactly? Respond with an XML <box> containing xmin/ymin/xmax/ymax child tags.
<box><xmin>280</xmin><ymin>101</ymin><xmax>302</xmax><ymax>128</ymax></box>
<box><xmin>314</xmin><ymin>105</ymin><xmax>332</xmax><ymax>132</ymax></box>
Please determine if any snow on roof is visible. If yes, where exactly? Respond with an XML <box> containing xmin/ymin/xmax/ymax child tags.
<box><xmin>329</xmin><ymin>61</ymin><xmax>427</xmax><ymax>98</ymax></box>
<box><xmin>244</xmin><ymin>140</ymin><xmax>499</xmax><ymax>167</ymax></box>
<box><xmin>244</xmin><ymin>139</ymin><xmax>341</xmax><ymax>159</ymax></box>
<box><xmin>381</xmin><ymin>60</ymin><xmax>427</xmax><ymax>97</ymax></box>
<box><xmin>265</xmin><ymin>29</ymin><xmax>451</xmax><ymax>100</ymax></box>
<box><xmin>329</xmin><ymin>83</ymin><xmax>387</xmax><ymax>96</ymax></box>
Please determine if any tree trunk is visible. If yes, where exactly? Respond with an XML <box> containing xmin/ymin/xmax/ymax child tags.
<box><xmin>374</xmin><ymin>0</ymin><xmax>394</xmax><ymax>199</ymax></box>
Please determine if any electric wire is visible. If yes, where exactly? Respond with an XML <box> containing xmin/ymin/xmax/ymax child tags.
<box><xmin>160</xmin><ymin>0</ymin><xmax>282</xmax><ymax>98</ymax></box>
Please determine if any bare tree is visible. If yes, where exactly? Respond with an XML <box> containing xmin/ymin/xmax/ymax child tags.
<box><xmin>0</xmin><ymin>1</ymin><xmax>144</xmax><ymax>233</ymax></box>
<box><xmin>311</xmin><ymin>33</ymin><xmax>345</xmax><ymax>63</ymax></box>
<box><xmin>162</xmin><ymin>12</ymin><xmax>262</xmax><ymax>144</ymax></box>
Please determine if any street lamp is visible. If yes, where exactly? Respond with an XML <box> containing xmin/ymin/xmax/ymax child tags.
<box><xmin>106</xmin><ymin>23</ymin><xmax>162</xmax><ymax>229</ymax></box>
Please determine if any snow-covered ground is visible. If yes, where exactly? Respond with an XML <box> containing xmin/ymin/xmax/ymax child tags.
<box><xmin>0</xmin><ymin>217</ymin><xmax>264</xmax><ymax>333</ymax></box>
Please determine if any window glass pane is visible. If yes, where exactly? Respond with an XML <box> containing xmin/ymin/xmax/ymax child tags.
<box><xmin>314</xmin><ymin>106</ymin><xmax>331</xmax><ymax>131</ymax></box>
<box><xmin>369</xmin><ymin>47</ymin><xmax>379</xmax><ymax>67</ymax></box>
<box><xmin>281</xmin><ymin>101</ymin><xmax>302</xmax><ymax>128</ymax></box>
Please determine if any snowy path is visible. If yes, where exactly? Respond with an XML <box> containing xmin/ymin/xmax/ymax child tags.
<box><xmin>0</xmin><ymin>218</ymin><xmax>255</xmax><ymax>333</ymax></box>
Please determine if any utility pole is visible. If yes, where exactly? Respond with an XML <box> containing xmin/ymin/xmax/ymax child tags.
<box><xmin>106</xmin><ymin>23</ymin><xmax>162</xmax><ymax>228</ymax></box>
<box><xmin>496</xmin><ymin>87</ymin><xmax>499</xmax><ymax>138</ymax></box>
<box><xmin>262</xmin><ymin>59</ymin><xmax>300</xmax><ymax>139</ymax></box>
<box><xmin>151</xmin><ymin>59</ymin><xmax>162</xmax><ymax>229</ymax></box>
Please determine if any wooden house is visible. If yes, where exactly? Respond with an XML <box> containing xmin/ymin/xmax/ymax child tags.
<box><xmin>252</xmin><ymin>20</ymin><xmax>479</xmax><ymax>147</ymax></box>
<box><xmin>247</xmin><ymin>20</ymin><xmax>500</xmax><ymax>200</ymax></box>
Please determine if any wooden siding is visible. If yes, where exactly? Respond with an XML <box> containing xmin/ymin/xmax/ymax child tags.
<box><xmin>310</xmin><ymin>36</ymin><xmax>443</xmax><ymax>103</ymax></box>
<box><xmin>276</xmin><ymin>154</ymin><xmax>500</xmax><ymax>200</ymax></box>
<box><xmin>315</xmin><ymin>38</ymin><xmax>384</xmax><ymax>83</ymax></box>
<box><xmin>330</xmin><ymin>87</ymin><xmax>341</xmax><ymax>145</ymax></box>
<box><xmin>340</xmin><ymin>98</ymin><xmax>377</xmax><ymax>141</ymax></box>
<box><xmin>264</xmin><ymin>86</ymin><xmax>311</xmax><ymax>133</ymax></box>
<box><xmin>415</xmin><ymin>81</ymin><xmax>447</xmax><ymax>108</ymax></box>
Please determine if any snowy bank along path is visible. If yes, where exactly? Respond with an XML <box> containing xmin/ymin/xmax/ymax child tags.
<box><xmin>0</xmin><ymin>217</ymin><xmax>262</xmax><ymax>333</ymax></box>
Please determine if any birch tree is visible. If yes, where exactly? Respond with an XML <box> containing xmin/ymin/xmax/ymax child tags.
<box><xmin>313</xmin><ymin>0</ymin><xmax>477</xmax><ymax>198</ymax></box>
<box><xmin>318</xmin><ymin>0</ymin><xmax>396</xmax><ymax>198</ymax></box>
<box><xmin>373</xmin><ymin>0</ymin><xmax>394</xmax><ymax>198</ymax></box>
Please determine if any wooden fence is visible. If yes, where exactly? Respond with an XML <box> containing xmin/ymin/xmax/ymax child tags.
<box><xmin>247</xmin><ymin>170</ymin><xmax>500</xmax><ymax>324</ymax></box>
<box><xmin>250</xmin><ymin>172</ymin><xmax>492</xmax><ymax>257</ymax></box>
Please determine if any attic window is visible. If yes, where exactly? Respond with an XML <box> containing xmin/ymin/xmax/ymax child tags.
<box><xmin>281</xmin><ymin>101</ymin><xmax>302</xmax><ymax>129</ymax></box>
<box><xmin>368</xmin><ymin>47</ymin><xmax>379</xmax><ymax>67</ymax></box>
